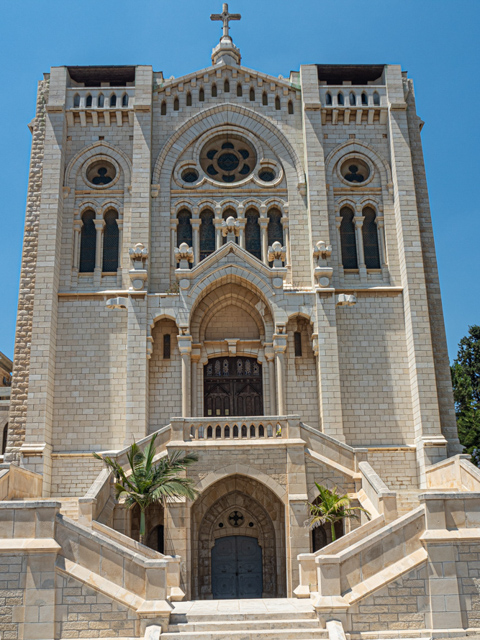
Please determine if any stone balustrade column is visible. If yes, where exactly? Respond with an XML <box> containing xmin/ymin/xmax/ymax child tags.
<box><xmin>214</xmin><ymin>218</ymin><xmax>223</xmax><ymax>250</ymax></box>
<box><xmin>259</xmin><ymin>217</ymin><xmax>269</xmax><ymax>264</ymax></box>
<box><xmin>273</xmin><ymin>332</ymin><xmax>287</xmax><ymax>415</ymax></box>
<box><xmin>265</xmin><ymin>349</ymin><xmax>276</xmax><ymax>415</ymax></box>
<box><xmin>177</xmin><ymin>335</ymin><xmax>192</xmax><ymax>417</ymax></box>
<box><xmin>191</xmin><ymin>218</ymin><xmax>201</xmax><ymax>266</ymax></box>
<box><xmin>94</xmin><ymin>217</ymin><xmax>105</xmax><ymax>285</ymax></box>
<box><xmin>354</xmin><ymin>213</ymin><xmax>367</xmax><ymax>279</ymax></box>
<box><xmin>237</xmin><ymin>218</ymin><xmax>246</xmax><ymax>249</ymax></box>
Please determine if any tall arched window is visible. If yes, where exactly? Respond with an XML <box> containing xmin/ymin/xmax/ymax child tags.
<box><xmin>361</xmin><ymin>92</ymin><xmax>368</xmax><ymax>106</ymax></box>
<box><xmin>237</xmin><ymin>83</ymin><xmax>243</xmax><ymax>97</ymax></box>
<box><xmin>199</xmin><ymin>87</ymin><xmax>205</xmax><ymax>102</ymax></box>
<box><xmin>110</xmin><ymin>93</ymin><xmax>117</xmax><ymax>107</ymax></box>
<box><xmin>79</xmin><ymin>210</ymin><xmax>96</xmax><ymax>272</ymax></box>
<box><xmin>267</xmin><ymin>208</ymin><xmax>283</xmax><ymax>246</ymax></box>
<box><xmin>337</xmin><ymin>92</ymin><xmax>344</xmax><ymax>106</ymax></box>
<box><xmin>224</xmin><ymin>79</ymin><xmax>230</xmax><ymax>93</ymax></box>
<box><xmin>98</xmin><ymin>93</ymin><xmax>104</xmax><ymax>107</ymax></box>
<box><xmin>373</xmin><ymin>92</ymin><xmax>380</xmax><ymax>106</ymax></box>
<box><xmin>275</xmin><ymin>96</ymin><xmax>281</xmax><ymax>110</ymax></box>
<box><xmin>262</xmin><ymin>92</ymin><xmax>268</xmax><ymax>106</ymax></box>
<box><xmin>173</xmin><ymin>97</ymin><xmax>179</xmax><ymax>111</ymax></box>
<box><xmin>249</xmin><ymin>87</ymin><xmax>255</xmax><ymax>101</ymax></box>
<box><xmin>177</xmin><ymin>209</ymin><xmax>192</xmax><ymax>247</ymax></box>
<box><xmin>340</xmin><ymin>207</ymin><xmax>358</xmax><ymax>269</ymax></box>
<box><xmin>326</xmin><ymin>92</ymin><xmax>332</xmax><ymax>106</ymax></box>
<box><xmin>288</xmin><ymin>100</ymin><xmax>294</xmax><ymax>114</ymax></box>
<box><xmin>86</xmin><ymin>94</ymin><xmax>92</xmax><ymax>107</ymax></box>
<box><xmin>73</xmin><ymin>93</ymin><xmax>80</xmax><ymax>107</ymax></box>
<box><xmin>222</xmin><ymin>208</ymin><xmax>237</xmax><ymax>220</ymax></box>
<box><xmin>1</xmin><ymin>423</ymin><xmax>7</xmax><ymax>456</ymax></box>
<box><xmin>122</xmin><ymin>93</ymin><xmax>129</xmax><ymax>107</ymax></box>
<box><xmin>349</xmin><ymin>92</ymin><xmax>356</xmax><ymax>106</ymax></box>
<box><xmin>186</xmin><ymin>92</ymin><xmax>192</xmax><ymax>106</ymax></box>
<box><xmin>161</xmin><ymin>100</ymin><xmax>167</xmax><ymax>115</ymax></box>
<box><xmin>102</xmin><ymin>210</ymin><xmax>119</xmax><ymax>272</ymax></box>
<box><xmin>211</xmin><ymin>84</ymin><xmax>217</xmax><ymax>97</ymax></box>
<box><xmin>200</xmin><ymin>210</ymin><xmax>215</xmax><ymax>260</ymax></box>
<box><xmin>362</xmin><ymin>206</ymin><xmax>380</xmax><ymax>269</ymax></box>
<box><xmin>245</xmin><ymin>208</ymin><xmax>261</xmax><ymax>260</ymax></box>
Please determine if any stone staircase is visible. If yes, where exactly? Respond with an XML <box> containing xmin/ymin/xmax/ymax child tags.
<box><xmin>163</xmin><ymin>599</ymin><xmax>327</xmax><ymax>640</ymax></box>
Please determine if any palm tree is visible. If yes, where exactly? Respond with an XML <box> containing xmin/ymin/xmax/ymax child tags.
<box><xmin>93</xmin><ymin>434</ymin><xmax>199</xmax><ymax>545</ymax></box>
<box><xmin>306</xmin><ymin>483</ymin><xmax>369</xmax><ymax>542</ymax></box>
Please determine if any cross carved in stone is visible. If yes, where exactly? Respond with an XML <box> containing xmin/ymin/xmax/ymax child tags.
<box><xmin>210</xmin><ymin>3</ymin><xmax>241</xmax><ymax>39</ymax></box>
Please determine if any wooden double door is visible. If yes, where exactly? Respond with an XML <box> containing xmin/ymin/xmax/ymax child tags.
<box><xmin>211</xmin><ymin>535</ymin><xmax>263</xmax><ymax>599</ymax></box>
<box><xmin>204</xmin><ymin>357</ymin><xmax>263</xmax><ymax>417</ymax></box>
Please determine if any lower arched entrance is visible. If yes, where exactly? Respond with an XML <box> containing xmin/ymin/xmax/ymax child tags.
<box><xmin>191</xmin><ymin>474</ymin><xmax>286</xmax><ymax>599</ymax></box>
<box><xmin>212</xmin><ymin>535</ymin><xmax>263</xmax><ymax>599</ymax></box>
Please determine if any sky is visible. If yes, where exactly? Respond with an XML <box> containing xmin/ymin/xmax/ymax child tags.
<box><xmin>0</xmin><ymin>0</ymin><xmax>478</xmax><ymax>363</ymax></box>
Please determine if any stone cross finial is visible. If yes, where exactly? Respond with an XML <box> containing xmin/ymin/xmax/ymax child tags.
<box><xmin>268</xmin><ymin>241</ymin><xmax>287</xmax><ymax>268</ymax></box>
<box><xmin>210</xmin><ymin>3</ymin><xmax>241</xmax><ymax>40</ymax></box>
<box><xmin>174</xmin><ymin>242</ymin><xmax>194</xmax><ymax>269</ymax></box>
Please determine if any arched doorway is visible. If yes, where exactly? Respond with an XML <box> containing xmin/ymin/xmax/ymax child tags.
<box><xmin>204</xmin><ymin>356</ymin><xmax>263</xmax><ymax>417</ymax></box>
<box><xmin>191</xmin><ymin>474</ymin><xmax>286</xmax><ymax>599</ymax></box>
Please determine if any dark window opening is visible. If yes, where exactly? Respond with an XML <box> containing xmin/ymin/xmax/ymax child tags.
<box><xmin>275</xmin><ymin>96</ymin><xmax>281</xmax><ymax>110</ymax></box>
<box><xmin>173</xmin><ymin>97</ymin><xmax>179</xmax><ymax>111</ymax></box>
<box><xmin>177</xmin><ymin>209</ymin><xmax>193</xmax><ymax>247</ymax></box>
<box><xmin>122</xmin><ymin>93</ymin><xmax>128</xmax><ymax>107</ymax></box>
<box><xmin>237</xmin><ymin>83</ymin><xmax>243</xmax><ymax>97</ymax></box>
<box><xmin>200</xmin><ymin>210</ymin><xmax>215</xmax><ymax>260</ymax></box>
<box><xmin>79</xmin><ymin>210</ymin><xmax>96</xmax><ymax>272</ymax></box>
<box><xmin>262</xmin><ymin>92</ymin><xmax>268</xmax><ymax>106</ymax></box>
<box><xmin>211</xmin><ymin>84</ymin><xmax>217</xmax><ymax>97</ymax></box>
<box><xmin>161</xmin><ymin>101</ymin><xmax>167</xmax><ymax>115</ymax></box>
<box><xmin>1</xmin><ymin>424</ymin><xmax>7</xmax><ymax>456</ymax></box>
<box><xmin>102</xmin><ymin>210</ymin><xmax>119</xmax><ymax>272</ymax></box>
<box><xmin>186</xmin><ymin>92</ymin><xmax>192</xmax><ymax>106</ymax></box>
<box><xmin>249</xmin><ymin>88</ymin><xmax>255</xmax><ymax>101</ymax></box>
<box><xmin>288</xmin><ymin>100</ymin><xmax>294</xmax><ymax>114</ymax></box>
<box><xmin>245</xmin><ymin>209</ymin><xmax>261</xmax><ymax>260</ymax></box>
<box><xmin>163</xmin><ymin>334</ymin><xmax>171</xmax><ymax>359</ymax></box>
<box><xmin>340</xmin><ymin>207</ymin><xmax>358</xmax><ymax>269</ymax></box>
<box><xmin>199</xmin><ymin>87</ymin><xmax>205</xmax><ymax>101</ymax></box>
<box><xmin>224</xmin><ymin>79</ymin><xmax>230</xmax><ymax>93</ymax></box>
<box><xmin>86</xmin><ymin>94</ymin><xmax>92</xmax><ymax>107</ymax></box>
<box><xmin>294</xmin><ymin>331</ymin><xmax>302</xmax><ymax>357</ymax></box>
<box><xmin>362</xmin><ymin>206</ymin><xmax>381</xmax><ymax>269</ymax></box>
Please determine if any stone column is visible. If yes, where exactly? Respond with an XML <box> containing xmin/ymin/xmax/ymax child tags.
<box><xmin>191</xmin><ymin>218</ymin><xmax>201</xmax><ymax>266</ymax></box>
<box><xmin>353</xmin><ymin>210</ymin><xmax>366</xmax><ymax>280</ymax></box>
<box><xmin>191</xmin><ymin>349</ymin><xmax>201</xmax><ymax>417</ymax></box>
<box><xmin>72</xmin><ymin>219</ymin><xmax>82</xmax><ymax>272</ymax></box>
<box><xmin>273</xmin><ymin>332</ymin><xmax>287</xmax><ymax>415</ymax></box>
<box><xmin>259</xmin><ymin>217</ymin><xmax>268</xmax><ymax>264</ymax></box>
<box><xmin>170</xmin><ymin>218</ymin><xmax>178</xmax><ymax>270</ymax></box>
<box><xmin>334</xmin><ymin>215</ymin><xmax>344</xmax><ymax>278</ymax></box>
<box><xmin>178</xmin><ymin>335</ymin><xmax>192</xmax><ymax>417</ymax></box>
<box><xmin>94</xmin><ymin>217</ymin><xmax>105</xmax><ymax>285</ymax></box>
<box><xmin>116</xmin><ymin>218</ymin><xmax>123</xmax><ymax>288</ymax></box>
<box><xmin>214</xmin><ymin>218</ymin><xmax>223</xmax><ymax>250</ymax></box>
<box><xmin>264</xmin><ymin>347</ymin><xmax>276</xmax><ymax>415</ymax></box>
<box><xmin>237</xmin><ymin>218</ymin><xmax>246</xmax><ymax>249</ymax></box>
<box><xmin>282</xmin><ymin>216</ymin><xmax>291</xmax><ymax>267</ymax></box>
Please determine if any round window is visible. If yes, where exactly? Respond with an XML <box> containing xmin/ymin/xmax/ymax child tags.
<box><xmin>259</xmin><ymin>169</ymin><xmax>276</xmax><ymax>182</ymax></box>
<box><xmin>181</xmin><ymin>169</ymin><xmax>199</xmax><ymax>183</ymax></box>
<box><xmin>200</xmin><ymin>136</ymin><xmax>256</xmax><ymax>183</ymax></box>
<box><xmin>86</xmin><ymin>160</ymin><xmax>116</xmax><ymax>186</ymax></box>
<box><xmin>340</xmin><ymin>158</ymin><xmax>370</xmax><ymax>184</ymax></box>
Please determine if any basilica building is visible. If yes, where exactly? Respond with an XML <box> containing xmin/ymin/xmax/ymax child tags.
<box><xmin>2</xmin><ymin>6</ymin><xmax>480</xmax><ymax>640</ymax></box>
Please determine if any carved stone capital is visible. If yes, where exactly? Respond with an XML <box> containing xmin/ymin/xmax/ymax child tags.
<box><xmin>174</xmin><ymin>243</ymin><xmax>194</xmax><ymax>269</ymax></box>
<box><xmin>267</xmin><ymin>241</ymin><xmax>287</xmax><ymax>267</ymax></box>
<box><xmin>336</xmin><ymin>293</ymin><xmax>357</xmax><ymax>307</ymax></box>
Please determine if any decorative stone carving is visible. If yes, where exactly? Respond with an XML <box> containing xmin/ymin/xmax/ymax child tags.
<box><xmin>221</xmin><ymin>216</ymin><xmax>239</xmax><ymax>242</ymax></box>
<box><xmin>267</xmin><ymin>241</ymin><xmax>287</xmax><ymax>268</ymax></box>
<box><xmin>174</xmin><ymin>243</ymin><xmax>194</xmax><ymax>269</ymax></box>
<box><xmin>105</xmin><ymin>297</ymin><xmax>128</xmax><ymax>310</ymax></box>
<box><xmin>336</xmin><ymin>293</ymin><xmax>357</xmax><ymax>307</ymax></box>
<box><xmin>128</xmin><ymin>243</ymin><xmax>148</xmax><ymax>291</ymax></box>
<box><xmin>313</xmin><ymin>240</ymin><xmax>333</xmax><ymax>288</ymax></box>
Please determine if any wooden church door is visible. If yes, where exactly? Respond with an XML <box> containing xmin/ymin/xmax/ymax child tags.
<box><xmin>204</xmin><ymin>357</ymin><xmax>263</xmax><ymax>417</ymax></box>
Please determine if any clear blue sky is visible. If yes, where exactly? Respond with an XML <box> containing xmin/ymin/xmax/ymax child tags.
<box><xmin>0</xmin><ymin>0</ymin><xmax>478</xmax><ymax>362</ymax></box>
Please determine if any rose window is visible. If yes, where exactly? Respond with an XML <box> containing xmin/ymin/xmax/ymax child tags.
<box><xmin>200</xmin><ymin>136</ymin><xmax>256</xmax><ymax>183</ymax></box>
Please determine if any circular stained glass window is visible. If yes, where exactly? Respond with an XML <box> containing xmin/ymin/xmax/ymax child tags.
<box><xmin>259</xmin><ymin>169</ymin><xmax>276</xmax><ymax>182</ymax></box>
<box><xmin>181</xmin><ymin>169</ymin><xmax>199</xmax><ymax>183</ymax></box>
<box><xmin>340</xmin><ymin>158</ymin><xmax>370</xmax><ymax>184</ymax></box>
<box><xmin>86</xmin><ymin>160</ymin><xmax>116</xmax><ymax>187</ymax></box>
<box><xmin>200</xmin><ymin>135</ymin><xmax>256</xmax><ymax>184</ymax></box>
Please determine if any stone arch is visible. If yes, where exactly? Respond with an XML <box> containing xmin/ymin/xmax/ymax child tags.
<box><xmin>191</xmin><ymin>474</ymin><xmax>286</xmax><ymax>599</ymax></box>
<box><xmin>325</xmin><ymin>139</ymin><xmax>392</xmax><ymax>189</ymax></box>
<box><xmin>64</xmin><ymin>140</ymin><xmax>132</xmax><ymax>188</ymax></box>
<box><xmin>152</xmin><ymin>104</ymin><xmax>304</xmax><ymax>187</ymax></box>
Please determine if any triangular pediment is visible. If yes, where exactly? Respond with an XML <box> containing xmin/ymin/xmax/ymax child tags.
<box><xmin>180</xmin><ymin>241</ymin><xmax>275</xmax><ymax>279</ymax></box>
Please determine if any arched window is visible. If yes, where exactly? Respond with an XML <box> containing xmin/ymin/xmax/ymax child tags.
<box><xmin>73</xmin><ymin>93</ymin><xmax>80</xmax><ymax>108</ymax></box>
<box><xmin>86</xmin><ymin>94</ymin><xmax>92</xmax><ymax>108</ymax></box>
<box><xmin>161</xmin><ymin>100</ymin><xmax>167</xmax><ymax>115</ymax></box>
<box><xmin>237</xmin><ymin>83</ymin><xmax>243</xmax><ymax>97</ymax></box>
<box><xmin>326</xmin><ymin>92</ymin><xmax>332</xmax><ymax>106</ymax></box>
<box><xmin>267</xmin><ymin>208</ymin><xmax>283</xmax><ymax>246</ymax></box>
<box><xmin>177</xmin><ymin>209</ymin><xmax>192</xmax><ymax>247</ymax></box>
<box><xmin>163</xmin><ymin>334</ymin><xmax>171</xmax><ymax>359</ymax></box>
<box><xmin>79</xmin><ymin>210</ymin><xmax>96</xmax><ymax>272</ymax></box>
<box><xmin>294</xmin><ymin>331</ymin><xmax>302</xmax><ymax>357</ymax></box>
<box><xmin>288</xmin><ymin>100</ymin><xmax>294</xmax><ymax>114</ymax></box>
<box><xmin>361</xmin><ymin>92</ymin><xmax>368</xmax><ymax>106</ymax></box>
<box><xmin>245</xmin><ymin>208</ymin><xmax>261</xmax><ymax>260</ymax></box>
<box><xmin>199</xmin><ymin>87</ymin><xmax>205</xmax><ymax>102</ymax></box>
<box><xmin>362</xmin><ymin>206</ymin><xmax>381</xmax><ymax>269</ymax></box>
<box><xmin>275</xmin><ymin>96</ymin><xmax>281</xmax><ymax>110</ymax></box>
<box><xmin>173</xmin><ymin>97</ymin><xmax>179</xmax><ymax>111</ymax></box>
<box><xmin>211</xmin><ymin>84</ymin><xmax>217</xmax><ymax>97</ymax></box>
<box><xmin>200</xmin><ymin>209</ymin><xmax>215</xmax><ymax>260</ymax></box>
<box><xmin>186</xmin><ymin>92</ymin><xmax>192</xmax><ymax>106</ymax></box>
<box><xmin>262</xmin><ymin>92</ymin><xmax>268</xmax><ymax>106</ymax></box>
<box><xmin>148</xmin><ymin>524</ymin><xmax>164</xmax><ymax>554</ymax></box>
<box><xmin>340</xmin><ymin>206</ymin><xmax>358</xmax><ymax>269</ymax></box>
<box><xmin>102</xmin><ymin>209</ymin><xmax>119</xmax><ymax>272</ymax></box>
<box><xmin>1</xmin><ymin>423</ymin><xmax>7</xmax><ymax>455</ymax></box>
<box><xmin>122</xmin><ymin>93</ymin><xmax>129</xmax><ymax>107</ymax></box>
<box><xmin>224</xmin><ymin>79</ymin><xmax>230</xmax><ymax>93</ymax></box>
<box><xmin>349</xmin><ymin>92</ymin><xmax>356</xmax><ymax>106</ymax></box>
<box><xmin>249</xmin><ymin>87</ymin><xmax>255</xmax><ymax>101</ymax></box>
<box><xmin>98</xmin><ymin>93</ymin><xmax>104</xmax><ymax>108</ymax></box>
<box><xmin>110</xmin><ymin>93</ymin><xmax>117</xmax><ymax>107</ymax></box>
<box><xmin>337</xmin><ymin>92</ymin><xmax>344</xmax><ymax>106</ymax></box>
<box><xmin>222</xmin><ymin>208</ymin><xmax>237</xmax><ymax>220</ymax></box>
<box><xmin>373</xmin><ymin>92</ymin><xmax>380</xmax><ymax>106</ymax></box>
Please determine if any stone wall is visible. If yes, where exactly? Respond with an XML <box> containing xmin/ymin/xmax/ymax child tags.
<box><xmin>149</xmin><ymin>319</ymin><xmax>182</xmax><ymax>431</ymax></box>
<box><xmin>458</xmin><ymin>542</ymin><xmax>480</xmax><ymax>628</ymax></box>
<box><xmin>337</xmin><ymin>293</ymin><xmax>415</xmax><ymax>446</ymax></box>
<box><xmin>51</xmin><ymin>456</ymin><xmax>104</xmax><ymax>497</ymax></box>
<box><xmin>367</xmin><ymin>448</ymin><xmax>418</xmax><ymax>490</ymax></box>
<box><xmin>6</xmin><ymin>79</ymin><xmax>48</xmax><ymax>462</ymax></box>
<box><xmin>0</xmin><ymin>557</ymin><xmax>25</xmax><ymax>640</ymax></box>
<box><xmin>285</xmin><ymin>319</ymin><xmax>319</xmax><ymax>429</ymax></box>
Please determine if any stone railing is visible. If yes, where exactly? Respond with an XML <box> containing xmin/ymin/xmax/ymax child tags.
<box><xmin>0</xmin><ymin>463</ymin><xmax>43</xmax><ymax>500</ymax></box>
<box><xmin>425</xmin><ymin>453</ymin><xmax>480</xmax><ymax>491</ymax></box>
<box><xmin>171</xmin><ymin>415</ymin><xmax>302</xmax><ymax>442</ymax></box>
<box><xmin>66</xmin><ymin>87</ymin><xmax>135</xmax><ymax>110</ymax></box>
<box><xmin>319</xmin><ymin>85</ymin><xmax>387</xmax><ymax>108</ymax></box>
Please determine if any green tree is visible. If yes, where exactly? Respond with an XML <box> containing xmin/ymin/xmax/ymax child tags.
<box><xmin>451</xmin><ymin>325</ymin><xmax>480</xmax><ymax>455</ymax></box>
<box><xmin>306</xmin><ymin>483</ymin><xmax>369</xmax><ymax>542</ymax></box>
<box><xmin>93</xmin><ymin>435</ymin><xmax>199</xmax><ymax>545</ymax></box>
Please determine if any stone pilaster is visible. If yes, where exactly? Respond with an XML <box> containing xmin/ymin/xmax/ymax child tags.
<box><xmin>20</xmin><ymin>67</ymin><xmax>68</xmax><ymax>495</ymax></box>
<box><xmin>125</xmin><ymin>295</ymin><xmax>148</xmax><ymax>446</ymax></box>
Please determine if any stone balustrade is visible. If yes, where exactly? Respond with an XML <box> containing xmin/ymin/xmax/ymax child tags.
<box><xmin>170</xmin><ymin>415</ymin><xmax>301</xmax><ymax>442</ymax></box>
<box><xmin>319</xmin><ymin>85</ymin><xmax>387</xmax><ymax>108</ymax></box>
<box><xmin>66</xmin><ymin>87</ymin><xmax>135</xmax><ymax>109</ymax></box>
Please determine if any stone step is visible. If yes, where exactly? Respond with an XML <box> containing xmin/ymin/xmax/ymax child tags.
<box><xmin>170</xmin><ymin>610</ymin><xmax>317</xmax><ymax>623</ymax></box>
<box><xmin>168</xmin><ymin>618</ymin><xmax>322</xmax><ymax>632</ymax></box>
<box><xmin>162</xmin><ymin>629</ymin><xmax>327</xmax><ymax>640</ymax></box>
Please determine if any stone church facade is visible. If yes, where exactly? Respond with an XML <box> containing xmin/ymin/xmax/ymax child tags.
<box><xmin>2</xmin><ymin>10</ymin><xmax>480</xmax><ymax>640</ymax></box>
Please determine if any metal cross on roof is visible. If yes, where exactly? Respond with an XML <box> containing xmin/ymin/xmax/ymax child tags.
<box><xmin>210</xmin><ymin>3</ymin><xmax>241</xmax><ymax>40</ymax></box>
